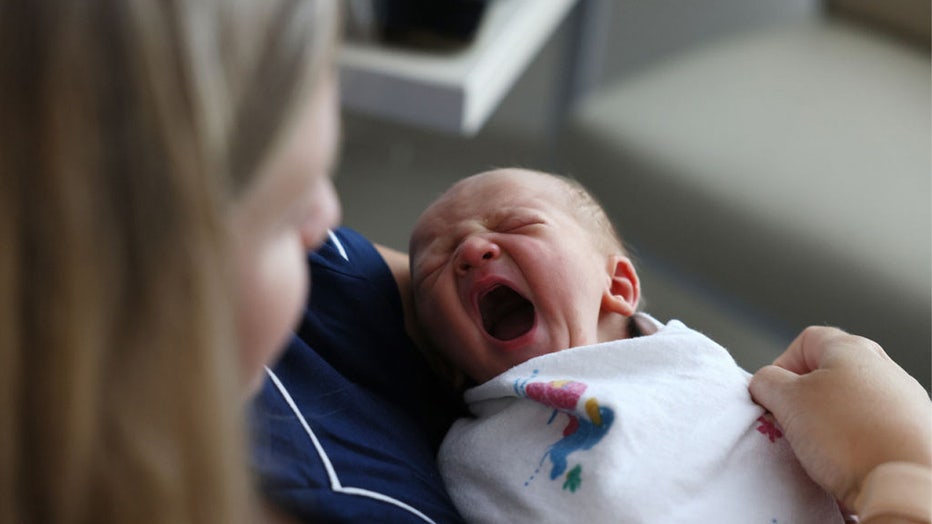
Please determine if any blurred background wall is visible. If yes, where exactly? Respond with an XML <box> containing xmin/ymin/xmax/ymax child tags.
<box><xmin>334</xmin><ymin>0</ymin><xmax>931</xmax><ymax>384</ymax></box>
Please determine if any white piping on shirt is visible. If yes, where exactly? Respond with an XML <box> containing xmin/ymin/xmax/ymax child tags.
<box><xmin>263</xmin><ymin>368</ymin><xmax>437</xmax><ymax>524</ymax></box>
<box><xmin>327</xmin><ymin>229</ymin><xmax>349</xmax><ymax>261</ymax></box>
<box><xmin>260</xmin><ymin>229</ymin><xmax>436</xmax><ymax>522</ymax></box>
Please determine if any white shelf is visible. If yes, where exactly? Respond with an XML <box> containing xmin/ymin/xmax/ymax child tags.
<box><xmin>338</xmin><ymin>0</ymin><xmax>576</xmax><ymax>135</ymax></box>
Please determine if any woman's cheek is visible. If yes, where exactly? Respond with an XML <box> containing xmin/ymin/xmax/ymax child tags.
<box><xmin>300</xmin><ymin>179</ymin><xmax>341</xmax><ymax>252</ymax></box>
<box><xmin>238</xmin><ymin>233</ymin><xmax>309</xmax><ymax>394</ymax></box>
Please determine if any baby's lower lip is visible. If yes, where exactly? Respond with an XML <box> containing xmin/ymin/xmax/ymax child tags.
<box><xmin>485</xmin><ymin>316</ymin><xmax>538</xmax><ymax>353</ymax></box>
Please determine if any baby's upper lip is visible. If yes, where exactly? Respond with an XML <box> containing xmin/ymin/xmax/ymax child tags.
<box><xmin>470</xmin><ymin>275</ymin><xmax>515</xmax><ymax>321</ymax></box>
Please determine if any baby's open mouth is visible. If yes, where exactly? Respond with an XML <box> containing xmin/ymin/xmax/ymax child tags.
<box><xmin>478</xmin><ymin>284</ymin><xmax>536</xmax><ymax>341</ymax></box>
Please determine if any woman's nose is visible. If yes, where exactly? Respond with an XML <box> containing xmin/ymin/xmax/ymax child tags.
<box><xmin>455</xmin><ymin>235</ymin><xmax>500</xmax><ymax>274</ymax></box>
<box><xmin>300</xmin><ymin>177</ymin><xmax>342</xmax><ymax>251</ymax></box>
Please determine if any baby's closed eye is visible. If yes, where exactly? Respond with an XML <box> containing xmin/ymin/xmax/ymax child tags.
<box><xmin>496</xmin><ymin>213</ymin><xmax>546</xmax><ymax>233</ymax></box>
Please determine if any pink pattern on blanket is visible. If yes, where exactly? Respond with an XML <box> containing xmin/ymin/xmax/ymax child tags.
<box><xmin>524</xmin><ymin>380</ymin><xmax>586</xmax><ymax>411</ymax></box>
<box><xmin>756</xmin><ymin>415</ymin><xmax>784</xmax><ymax>442</ymax></box>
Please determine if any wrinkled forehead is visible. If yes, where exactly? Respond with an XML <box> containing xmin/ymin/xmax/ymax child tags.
<box><xmin>410</xmin><ymin>170</ymin><xmax>571</xmax><ymax>250</ymax></box>
<box><xmin>444</xmin><ymin>169</ymin><xmax>569</xmax><ymax>214</ymax></box>
<box><xmin>409</xmin><ymin>184</ymin><xmax>482</xmax><ymax>253</ymax></box>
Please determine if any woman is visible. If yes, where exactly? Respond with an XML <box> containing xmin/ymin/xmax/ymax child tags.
<box><xmin>1</xmin><ymin>1</ymin><xmax>337</xmax><ymax>522</ymax></box>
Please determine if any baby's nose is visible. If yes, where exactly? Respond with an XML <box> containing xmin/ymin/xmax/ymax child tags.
<box><xmin>455</xmin><ymin>235</ymin><xmax>500</xmax><ymax>274</ymax></box>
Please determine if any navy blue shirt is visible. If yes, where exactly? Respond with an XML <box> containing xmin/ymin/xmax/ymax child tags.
<box><xmin>251</xmin><ymin>228</ymin><xmax>466</xmax><ymax>523</ymax></box>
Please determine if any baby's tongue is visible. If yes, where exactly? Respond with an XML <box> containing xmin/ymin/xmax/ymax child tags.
<box><xmin>480</xmin><ymin>285</ymin><xmax>535</xmax><ymax>341</ymax></box>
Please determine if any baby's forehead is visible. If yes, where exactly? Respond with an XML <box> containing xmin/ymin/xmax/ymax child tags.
<box><xmin>411</xmin><ymin>171</ymin><xmax>575</xmax><ymax>242</ymax></box>
<box><xmin>410</xmin><ymin>194</ymin><xmax>481</xmax><ymax>248</ymax></box>
<box><xmin>450</xmin><ymin>171</ymin><xmax>569</xmax><ymax>207</ymax></box>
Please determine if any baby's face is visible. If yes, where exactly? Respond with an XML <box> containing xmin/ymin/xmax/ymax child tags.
<box><xmin>410</xmin><ymin>169</ymin><xmax>617</xmax><ymax>383</ymax></box>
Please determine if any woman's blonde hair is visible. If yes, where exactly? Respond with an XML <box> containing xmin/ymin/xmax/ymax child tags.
<box><xmin>0</xmin><ymin>1</ymin><xmax>337</xmax><ymax>523</ymax></box>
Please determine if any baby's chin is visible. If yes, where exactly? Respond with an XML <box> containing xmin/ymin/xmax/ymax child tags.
<box><xmin>474</xmin><ymin>344</ymin><xmax>558</xmax><ymax>385</ymax></box>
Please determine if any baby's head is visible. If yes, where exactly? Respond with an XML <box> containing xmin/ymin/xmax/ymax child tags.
<box><xmin>410</xmin><ymin>168</ymin><xmax>640</xmax><ymax>384</ymax></box>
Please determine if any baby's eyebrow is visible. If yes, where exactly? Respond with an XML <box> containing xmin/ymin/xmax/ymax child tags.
<box><xmin>488</xmin><ymin>208</ymin><xmax>541</xmax><ymax>225</ymax></box>
<box><xmin>484</xmin><ymin>209</ymin><xmax>508</xmax><ymax>224</ymax></box>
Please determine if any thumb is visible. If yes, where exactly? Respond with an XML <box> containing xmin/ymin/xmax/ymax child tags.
<box><xmin>749</xmin><ymin>364</ymin><xmax>799</xmax><ymax>418</ymax></box>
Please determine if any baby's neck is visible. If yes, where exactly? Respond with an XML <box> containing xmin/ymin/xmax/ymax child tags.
<box><xmin>598</xmin><ymin>312</ymin><xmax>656</xmax><ymax>343</ymax></box>
<box><xmin>628</xmin><ymin>313</ymin><xmax>658</xmax><ymax>337</ymax></box>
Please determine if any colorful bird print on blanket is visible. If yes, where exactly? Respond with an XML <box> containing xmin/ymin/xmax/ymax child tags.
<box><xmin>514</xmin><ymin>372</ymin><xmax>615</xmax><ymax>492</ymax></box>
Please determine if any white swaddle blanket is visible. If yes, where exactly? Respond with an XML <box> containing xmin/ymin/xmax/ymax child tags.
<box><xmin>439</xmin><ymin>318</ymin><xmax>843</xmax><ymax>524</ymax></box>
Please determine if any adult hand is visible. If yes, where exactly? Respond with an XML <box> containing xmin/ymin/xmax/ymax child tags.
<box><xmin>749</xmin><ymin>326</ymin><xmax>931</xmax><ymax>511</ymax></box>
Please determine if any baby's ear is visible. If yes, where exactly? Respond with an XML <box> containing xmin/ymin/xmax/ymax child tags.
<box><xmin>601</xmin><ymin>254</ymin><xmax>640</xmax><ymax>317</ymax></box>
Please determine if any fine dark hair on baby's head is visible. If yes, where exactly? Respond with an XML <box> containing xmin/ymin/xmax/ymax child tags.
<box><xmin>548</xmin><ymin>173</ymin><xmax>626</xmax><ymax>257</ymax></box>
<box><xmin>547</xmin><ymin>172</ymin><xmax>645</xmax><ymax>312</ymax></box>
